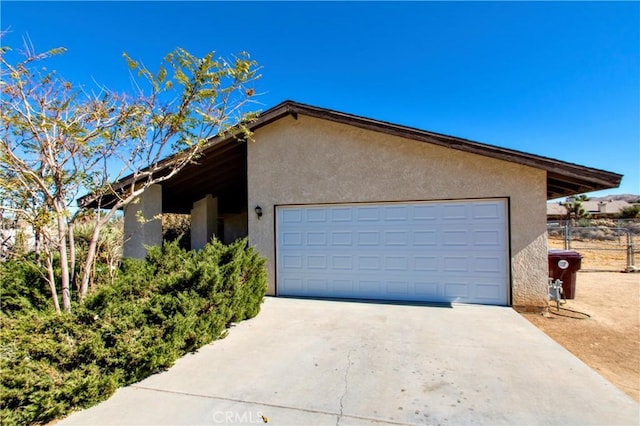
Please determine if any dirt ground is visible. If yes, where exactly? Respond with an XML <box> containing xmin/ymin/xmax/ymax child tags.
<box><xmin>519</xmin><ymin>272</ymin><xmax>640</xmax><ymax>402</ymax></box>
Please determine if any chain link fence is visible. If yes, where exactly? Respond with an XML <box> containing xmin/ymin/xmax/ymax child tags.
<box><xmin>547</xmin><ymin>219</ymin><xmax>640</xmax><ymax>272</ymax></box>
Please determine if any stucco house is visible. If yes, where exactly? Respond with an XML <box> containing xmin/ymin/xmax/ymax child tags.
<box><xmin>547</xmin><ymin>200</ymin><xmax>633</xmax><ymax>220</ymax></box>
<box><xmin>85</xmin><ymin>101</ymin><xmax>621</xmax><ymax>309</ymax></box>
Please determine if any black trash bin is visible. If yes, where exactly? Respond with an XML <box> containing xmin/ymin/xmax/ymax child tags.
<box><xmin>548</xmin><ymin>249</ymin><xmax>582</xmax><ymax>299</ymax></box>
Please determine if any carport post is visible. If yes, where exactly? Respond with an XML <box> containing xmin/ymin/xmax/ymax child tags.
<box><xmin>123</xmin><ymin>184</ymin><xmax>163</xmax><ymax>259</ymax></box>
<box><xmin>191</xmin><ymin>194</ymin><xmax>218</xmax><ymax>250</ymax></box>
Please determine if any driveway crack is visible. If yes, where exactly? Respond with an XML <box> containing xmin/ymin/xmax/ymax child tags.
<box><xmin>336</xmin><ymin>349</ymin><xmax>353</xmax><ymax>426</ymax></box>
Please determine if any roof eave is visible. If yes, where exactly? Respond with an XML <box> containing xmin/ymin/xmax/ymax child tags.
<box><xmin>276</xmin><ymin>101</ymin><xmax>622</xmax><ymax>200</ymax></box>
<box><xmin>78</xmin><ymin>100</ymin><xmax>622</xmax><ymax>207</ymax></box>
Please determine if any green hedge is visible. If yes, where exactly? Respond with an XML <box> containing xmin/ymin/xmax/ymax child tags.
<box><xmin>0</xmin><ymin>238</ymin><xmax>267</xmax><ymax>425</ymax></box>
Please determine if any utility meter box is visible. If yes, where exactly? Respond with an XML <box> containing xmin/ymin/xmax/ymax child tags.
<box><xmin>548</xmin><ymin>249</ymin><xmax>583</xmax><ymax>299</ymax></box>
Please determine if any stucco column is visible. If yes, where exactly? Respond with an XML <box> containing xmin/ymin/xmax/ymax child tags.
<box><xmin>123</xmin><ymin>184</ymin><xmax>163</xmax><ymax>259</ymax></box>
<box><xmin>191</xmin><ymin>194</ymin><xmax>218</xmax><ymax>250</ymax></box>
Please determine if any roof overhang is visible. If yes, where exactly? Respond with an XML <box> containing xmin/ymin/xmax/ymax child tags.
<box><xmin>257</xmin><ymin>101</ymin><xmax>621</xmax><ymax>200</ymax></box>
<box><xmin>79</xmin><ymin>100</ymin><xmax>622</xmax><ymax>210</ymax></box>
<box><xmin>78</xmin><ymin>135</ymin><xmax>247</xmax><ymax>214</ymax></box>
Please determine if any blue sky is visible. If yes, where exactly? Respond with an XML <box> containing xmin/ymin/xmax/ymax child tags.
<box><xmin>2</xmin><ymin>1</ymin><xmax>639</xmax><ymax>199</ymax></box>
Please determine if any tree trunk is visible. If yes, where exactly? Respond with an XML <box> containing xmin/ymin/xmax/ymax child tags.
<box><xmin>54</xmin><ymin>202</ymin><xmax>71</xmax><ymax>312</ymax></box>
<box><xmin>79</xmin><ymin>221</ymin><xmax>103</xmax><ymax>300</ymax></box>
<box><xmin>68</xmin><ymin>222</ymin><xmax>77</xmax><ymax>292</ymax></box>
<box><xmin>45</xmin><ymin>254</ymin><xmax>61</xmax><ymax>313</ymax></box>
<box><xmin>34</xmin><ymin>227</ymin><xmax>42</xmax><ymax>263</ymax></box>
<box><xmin>79</xmin><ymin>208</ymin><xmax>122</xmax><ymax>300</ymax></box>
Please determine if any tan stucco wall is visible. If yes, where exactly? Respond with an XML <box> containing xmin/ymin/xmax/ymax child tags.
<box><xmin>247</xmin><ymin>116</ymin><xmax>548</xmax><ymax>307</ymax></box>
<box><xmin>123</xmin><ymin>184</ymin><xmax>162</xmax><ymax>259</ymax></box>
<box><xmin>220</xmin><ymin>212</ymin><xmax>248</xmax><ymax>244</ymax></box>
<box><xmin>190</xmin><ymin>195</ymin><xmax>217</xmax><ymax>250</ymax></box>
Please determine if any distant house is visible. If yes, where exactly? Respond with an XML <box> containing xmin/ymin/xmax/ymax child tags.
<box><xmin>547</xmin><ymin>200</ymin><xmax>632</xmax><ymax>220</ymax></box>
<box><xmin>0</xmin><ymin>220</ymin><xmax>35</xmax><ymax>260</ymax></box>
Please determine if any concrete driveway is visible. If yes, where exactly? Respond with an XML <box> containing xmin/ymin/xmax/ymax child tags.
<box><xmin>61</xmin><ymin>297</ymin><xmax>639</xmax><ymax>425</ymax></box>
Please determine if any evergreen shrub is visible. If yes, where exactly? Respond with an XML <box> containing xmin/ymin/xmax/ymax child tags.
<box><xmin>0</xmin><ymin>238</ymin><xmax>267</xmax><ymax>425</ymax></box>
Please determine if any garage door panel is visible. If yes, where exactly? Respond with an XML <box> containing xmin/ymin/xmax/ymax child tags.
<box><xmin>283</xmin><ymin>255</ymin><xmax>303</xmax><ymax>269</ymax></box>
<box><xmin>475</xmin><ymin>281</ymin><xmax>504</xmax><ymax>300</ymax></box>
<box><xmin>383</xmin><ymin>205</ymin><xmax>410</xmax><ymax>221</ymax></box>
<box><xmin>384</xmin><ymin>231</ymin><xmax>410</xmax><ymax>245</ymax></box>
<box><xmin>412</xmin><ymin>204</ymin><xmax>439</xmax><ymax>220</ymax></box>
<box><xmin>386</xmin><ymin>281</ymin><xmax>410</xmax><ymax>296</ymax></box>
<box><xmin>415</xmin><ymin>282</ymin><xmax>439</xmax><ymax>297</ymax></box>
<box><xmin>442</xmin><ymin>229</ymin><xmax>469</xmax><ymax>246</ymax></box>
<box><xmin>279</xmin><ymin>261</ymin><xmax>507</xmax><ymax>278</ymax></box>
<box><xmin>277</xmin><ymin>200</ymin><xmax>508</xmax><ymax>305</ymax></box>
<box><xmin>473</xmin><ymin>229</ymin><xmax>503</xmax><ymax>245</ymax></box>
<box><xmin>330</xmin><ymin>231</ymin><xmax>352</xmax><ymax>245</ymax></box>
<box><xmin>306</xmin><ymin>232</ymin><xmax>327</xmax><ymax>245</ymax></box>
<box><xmin>384</xmin><ymin>256</ymin><xmax>409</xmax><ymax>271</ymax></box>
<box><xmin>414</xmin><ymin>230</ymin><xmax>438</xmax><ymax>246</ymax></box>
<box><xmin>282</xmin><ymin>278</ymin><xmax>303</xmax><ymax>291</ymax></box>
<box><xmin>282</xmin><ymin>209</ymin><xmax>303</xmax><ymax>223</ymax></box>
<box><xmin>306</xmin><ymin>207</ymin><xmax>327</xmax><ymax>222</ymax></box>
<box><xmin>443</xmin><ymin>256</ymin><xmax>469</xmax><ymax>272</ymax></box>
<box><xmin>357</xmin><ymin>231</ymin><xmax>379</xmax><ymax>245</ymax></box>
<box><xmin>444</xmin><ymin>281</ymin><xmax>469</xmax><ymax>298</ymax></box>
<box><xmin>358</xmin><ymin>280</ymin><xmax>382</xmax><ymax>294</ymax></box>
<box><xmin>332</xmin><ymin>280</ymin><xmax>354</xmax><ymax>294</ymax></box>
<box><xmin>472</xmin><ymin>202</ymin><xmax>503</xmax><ymax>219</ymax></box>
<box><xmin>331</xmin><ymin>208</ymin><xmax>352</xmax><ymax>221</ymax></box>
<box><xmin>279</xmin><ymin>274</ymin><xmax>507</xmax><ymax>304</ymax></box>
<box><xmin>442</xmin><ymin>204</ymin><xmax>468</xmax><ymax>220</ymax></box>
<box><xmin>356</xmin><ymin>207</ymin><xmax>379</xmax><ymax>221</ymax></box>
<box><xmin>282</xmin><ymin>232</ymin><xmax>303</xmax><ymax>246</ymax></box>
<box><xmin>415</xmin><ymin>256</ymin><xmax>438</xmax><ymax>271</ymax></box>
<box><xmin>357</xmin><ymin>256</ymin><xmax>381</xmax><ymax>270</ymax></box>
<box><xmin>308</xmin><ymin>279</ymin><xmax>329</xmax><ymax>292</ymax></box>
<box><xmin>474</xmin><ymin>256</ymin><xmax>502</xmax><ymax>273</ymax></box>
<box><xmin>306</xmin><ymin>255</ymin><xmax>327</xmax><ymax>269</ymax></box>
<box><xmin>331</xmin><ymin>256</ymin><xmax>352</xmax><ymax>270</ymax></box>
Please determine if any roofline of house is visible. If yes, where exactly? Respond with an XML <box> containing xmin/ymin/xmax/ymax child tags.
<box><xmin>78</xmin><ymin>100</ymin><xmax>622</xmax><ymax>207</ymax></box>
<box><xmin>255</xmin><ymin>101</ymin><xmax>622</xmax><ymax>189</ymax></box>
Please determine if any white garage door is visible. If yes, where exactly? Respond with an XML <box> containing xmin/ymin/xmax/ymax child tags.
<box><xmin>276</xmin><ymin>199</ymin><xmax>509</xmax><ymax>305</ymax></box>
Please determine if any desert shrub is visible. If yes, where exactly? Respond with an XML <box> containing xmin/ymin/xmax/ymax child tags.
<box><xmin>0</xmin><ymin>238</ymin><xmax>267</xmax><ymax>425</ymax></box>
<box><xmin>590</xmin><ymin>219</ymin><xmax>617</xmax><ymax>227</ymax></box>
<box><xmin>570</xmin><ymin>227</ymin><xmax>619</xmax><ymax>242</ymax></box>
<box><xmin>547</xmin><ymin>227</ymin><xmax>565</xmax><ymax>238</ymax></box>
<box><xmin>575</xmin><ymin>218</ymin><xmax>591</xmax><ymax>227</ymax></box>
<box><xmin>0</xmin><ymin>257</ymin><xmax>53</xmax><ymax>314</ymax></box>
<box><xmin>625</xmin><ymin>221</ymin><xmax>640</xmax><ymax>235</ymax></box>
<box><xmin>72</xmin><ymin>217</ymin><xmax>123</xmax><ymax>290</ymax></box>
<box><xmin>619</xmin><ymin>206</ymin><xmax>640</xmax><ymax>219</ymax></box>
<box><xmin>162</xmin><ymin>213</ymin><xmax>191</xmax><ymax>250</ymax></box>
<box><xmin>0</xmin><ymin>312</ymin><xmax>118</xmax><ymax>425</ymax></box>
